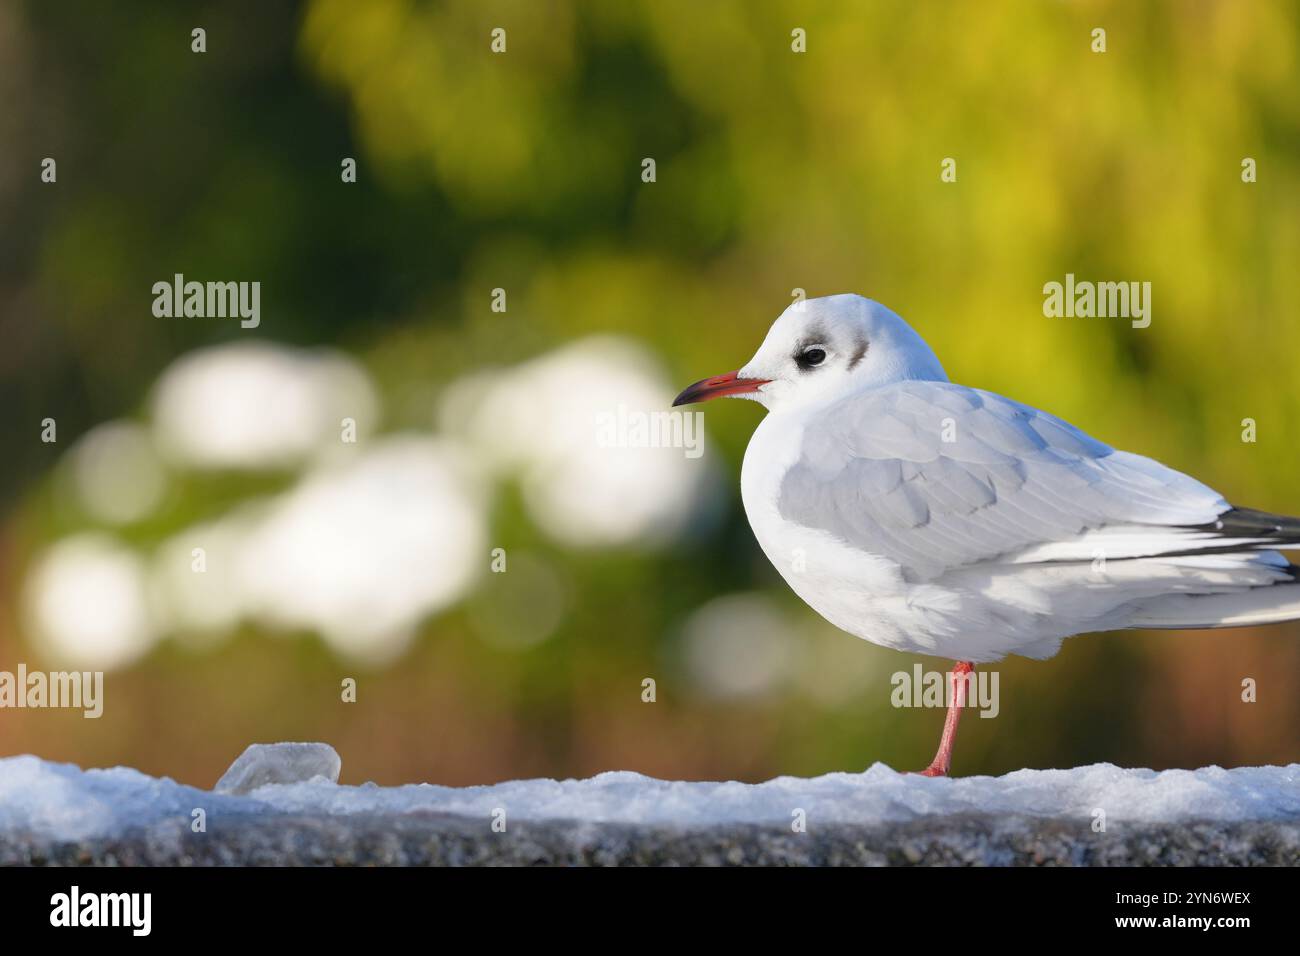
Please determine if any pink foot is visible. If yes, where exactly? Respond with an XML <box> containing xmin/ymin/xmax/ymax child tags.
<box><xmin>909</xmin><ymin>661</ymin><xmax>974</xmax><ymax>777</ymax></box>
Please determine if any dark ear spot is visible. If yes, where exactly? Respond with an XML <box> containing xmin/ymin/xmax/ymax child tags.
<box><xmin>847</xmin><ymin>335</ymin><xmax>869</xmax><ymax>370</ymax></box>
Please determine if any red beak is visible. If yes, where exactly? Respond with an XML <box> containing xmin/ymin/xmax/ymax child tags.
<box><xmin>672</xmin><ymin>370</ymin><xmax>770</xmax><ymax>406</ymax></box>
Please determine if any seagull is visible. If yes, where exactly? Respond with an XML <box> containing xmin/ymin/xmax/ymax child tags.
<box><xmin>674</xmin><ymin>294</ymin><xmax>1300</xmax><ymax>776</ymax></box>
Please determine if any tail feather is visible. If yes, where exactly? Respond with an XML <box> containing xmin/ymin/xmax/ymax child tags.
<box><xmin>1123</xmin><ymin>506</ymin><xmax>1300</xmax><ymax>628</ymax></box>
<box><xmin>1128</xmin><ymin>578</ymin><xmax>1300</xmax><ymax>629</ymax></box>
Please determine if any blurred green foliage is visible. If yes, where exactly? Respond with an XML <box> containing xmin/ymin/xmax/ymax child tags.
<box><xmin>2</xmin><ymin>1</ymin><xmax>1298</xmax><ymax>786</ymax></box>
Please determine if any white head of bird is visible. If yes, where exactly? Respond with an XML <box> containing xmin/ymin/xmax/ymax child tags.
<box><xmin>673</xmin><ymin>294</ymin><xmax>947</xmax><ymax>414</ymax></box>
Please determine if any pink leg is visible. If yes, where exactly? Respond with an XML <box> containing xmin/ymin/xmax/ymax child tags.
<box><xmin>914</xmin><ymin>661</ymin><xmax>975</xmax><ymax>777</ymax></box>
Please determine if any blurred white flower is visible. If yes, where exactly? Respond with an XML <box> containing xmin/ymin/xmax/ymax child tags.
<box><xmin>26</xmin><ymin>335</ymin><xmax>722</xmax><ymax>666</ymax></box>
<box><xmin>235</xmin><ymin>436</ymin><xmax>487</xmax><ymax>662</ymax></box>
<box><xmin>149</xmin><ymin>513</ymin><xmax>256</xmax><ymax>643</ymax></box>
<box><xmin>151</xmin><ymin>342</ymin><xmax>378</xmax><ymax>470</ymax></box>
<box><xmin>440</xmin><ymin>336</ymin><xmax>714</xmax><ymax>549</ymax></box>
<box><xmin>64</xmin><ymin>421</ymin><xmax>167</xmax><ymax>525</ymax></box>
<box><xmin>24</xmin><ymin>534</ymin><xmax>160</xmax><ymax>670</ymax></box>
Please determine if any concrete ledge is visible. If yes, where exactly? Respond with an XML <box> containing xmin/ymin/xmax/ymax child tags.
<box><xmin>5</xmin><ymin>812</ymin><xmax>1298</xmax><ymax>866</ymax></box>
<box><xmin>4</xmin><ymin>754</ymin><xmax>1297</xmax><ymax>866</ymax></box>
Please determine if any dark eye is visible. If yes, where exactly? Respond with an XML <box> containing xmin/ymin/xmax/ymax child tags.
<box><xmin>796</xmin><ymin>346</ymin><xmax>827</xmax><ymax>370</ymax></box>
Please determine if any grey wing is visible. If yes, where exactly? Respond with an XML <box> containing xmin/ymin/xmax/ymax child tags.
<box><xmin>776</xmin><ymin>381</ymin><xmax>1231</xmax><ymax>580</ymax></box>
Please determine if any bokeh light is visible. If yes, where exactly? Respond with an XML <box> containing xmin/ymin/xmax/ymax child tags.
<box><xmin>24</xmin><ymin>535</ymin><xmax>159</xmax><ymax>670</ymax></box>
<box><xmin>151</xmin><ymin>343</ymin><xmax>378</xmax><ymax>471</ymax></box>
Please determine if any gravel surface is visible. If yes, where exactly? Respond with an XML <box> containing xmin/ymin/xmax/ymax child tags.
<box><xmin>4</xmin><ymin>811</ymin><xmax>1297</xmax><ymax>866</ymax></box>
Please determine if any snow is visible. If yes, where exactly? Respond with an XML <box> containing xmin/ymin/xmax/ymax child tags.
<box><xmin>1</xmin><ymin>752</ymin><xmax>1297</xmax><ymax>842</ymax></box>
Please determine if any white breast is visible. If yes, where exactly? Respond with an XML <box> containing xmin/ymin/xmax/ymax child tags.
<box><xmin>739</xmin><ymin>411</ymin><xmax>932</xmax><ymax>655</ymax></box>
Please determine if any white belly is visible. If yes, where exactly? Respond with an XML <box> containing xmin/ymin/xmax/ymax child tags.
<box><xmin>739</xmin><ymin>412</ymin><xmax>1075</xmax><ymax>662</ymax></box>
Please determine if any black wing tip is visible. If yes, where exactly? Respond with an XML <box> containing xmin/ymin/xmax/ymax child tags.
<box><xmin>1204</xmin><ymin>506</ymin><xmax>1300</xmax><ymax>538</ymax></box>
<box><xmin>1177</xmin><ymin>507</ymin><xmax>1300</xmax><ymax>557</ymax></box>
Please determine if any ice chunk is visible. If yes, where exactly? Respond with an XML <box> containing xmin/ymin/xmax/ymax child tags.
<box><xmin>214</xmin><ymin>742</ymin><xmax>341</xmax><ymax>795</ymax></box>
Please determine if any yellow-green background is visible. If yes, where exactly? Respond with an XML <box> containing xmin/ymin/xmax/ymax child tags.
<box><xmin>2</xmin><ymin>0</ymin><xmax>1297</xmax><ymax>786</ymax></box>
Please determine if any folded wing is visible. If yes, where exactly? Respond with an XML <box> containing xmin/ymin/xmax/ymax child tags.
<box><xmin>776</xmin><ymin>381</ymin><xmax>1294</xmax><ymax>581</ymax></box>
